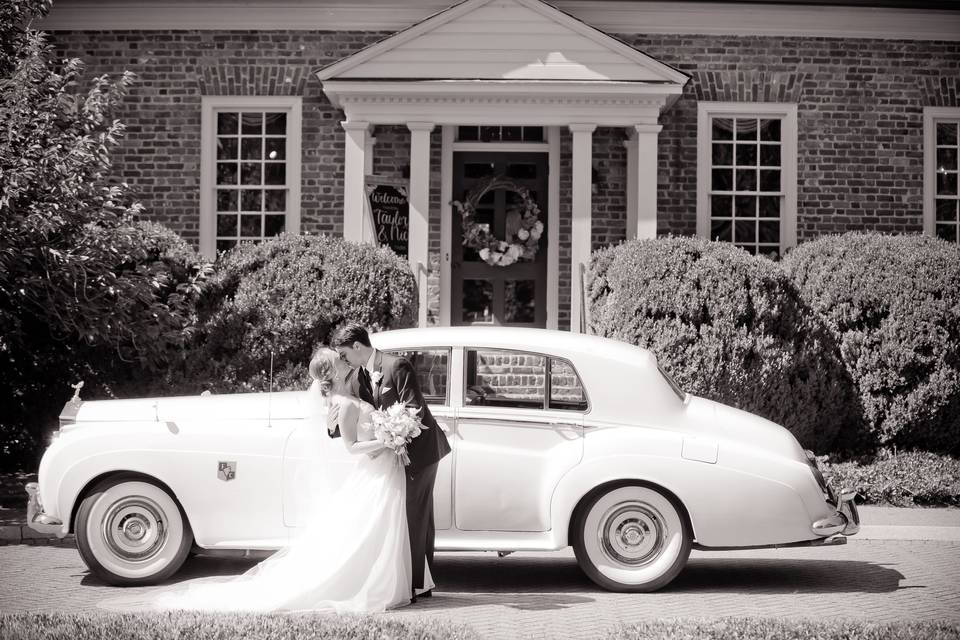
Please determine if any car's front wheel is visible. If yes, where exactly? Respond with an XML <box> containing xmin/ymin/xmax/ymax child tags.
<box><xmin>75</xmin><ymin>476</ymin><xmax>193</xmax><ymax>586</ymax></box>
<box><xmin>572</xmin><ymin>484</ymin><xmax>691</xmax><ymax>592</ymax></box>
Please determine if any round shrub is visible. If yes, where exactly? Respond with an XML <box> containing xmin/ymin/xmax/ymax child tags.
<box><xmin>587</xmin><ymin>236</ymin><xmax>862</xmax><ymax>452</ymax></box>
<box><xmin>782</xmin><ymin>232</ymin><xmax>960</xmax><ymax>454</ymax></box>
<box><xmin>178</xmin><ymin>233</ymin><xmax>417</xmax><ymax>393</ymax></box>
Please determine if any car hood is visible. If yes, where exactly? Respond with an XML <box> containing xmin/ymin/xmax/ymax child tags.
<box><xmin>71</xmin><ymin>390</ymin><xmax>313</xmax><ymax>425</ymax></box>
<box><xmin>684</xmin><ymin>395</ymin><xmax>807</xmax><ymax>462</ymax></box>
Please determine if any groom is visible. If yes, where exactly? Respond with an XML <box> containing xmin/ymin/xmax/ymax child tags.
<box><xmin>330</xmin><ymin>322</ymin><xmax>452</xmax><ymax>601</ymax></box>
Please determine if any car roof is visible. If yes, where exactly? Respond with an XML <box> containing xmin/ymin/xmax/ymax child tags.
<box><xmin>371</xmin><ymin>326</ymin><xmax>656</xmax><ymax>367</ymax></box>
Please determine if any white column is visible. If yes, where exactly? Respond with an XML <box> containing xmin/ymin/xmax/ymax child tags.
<box><xmin>408</xmin><ymin>122</ymin><xmax>434</xmax><ymax>328</ymax></box>
<box><xmin>341</xmin><ymin>120</ymin><xmax>369</xmax><ymax>242</ymax></box>
<box><xmin>569</xmin><ymin>123</ymin><xmax>595</xmax><ymax>334</ymax></box>
<box><xmin>632</xmin><ymin>124</ymin><xmax>662</xmax><ymax>240</ymax></box>
<box><xmin>362</xmin><ymin>133</ymin><xmax>377</xmax><ymax>242</ymax></box>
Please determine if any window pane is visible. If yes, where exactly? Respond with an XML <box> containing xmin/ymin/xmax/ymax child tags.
<box><xmin>217</xmin><ymin>137</ymin><xmax>237</xmax><ymax>160</ymax></box>
<box><xmin>240</xmin><ymin>163</ymin><xmax>262</xmax><ymax>185</ymax></box>
<box><xmin>217</xmin><ymin>189</ymin><xmax>238</xmax><ymax>212</ymax></box>
<box><xmin>264</xmin><ymin>137</ymin><xmax>285</xmax><ymax>160</ymax></box>
<box><xmin>458</xmin><ymin>126</ymin><xmax>479</xmax><ymax>141</ymax></box>
<box><xmin>735</xmin><ymin>169</ymin><xmax>757</xmax><ymax>191</ymax></box>
<box><xmin>217</xmin><ymin>112</ymin><xmax>238</xmax><ymax>135</ymax></box>
<box><xmin>737</xmin><ymin>244</ymin><xmax>758</xmax><ymax>255</ymax></box>
<box><xmin>760</xmin><ymin>169</ymin><xmax>781</xmax><ymax>192</ymax></box>
<box><xmin>265</xmin><ymin>190</ymin><xmax>286</xmax><ymax>212</ymax></box>
<box><xmin>522</xmin><ymin>127</ymin><xmax>544</xmax><ymax>142</ymax></box>
<box><xmin>760</xmin><ymin>119</ymin><xmax>781</xmax><ymax>142</ymax></box>
<box><xmin>760</xmin><ymin>144</ymin><xmax>781</xmax><ymax>166</ymax></box>
<box><xmin>711</xmin><ymin>195</ymin><xmax>732</xmax><ymax>217</ymax></box>
<box><xmin>504</xmin><ymin>280</ymin><xmax>536</xmax><ymax>324</ymax></box>
<box><xmin>216</xmin><ymin>163</ymin><xmax>237</xmax><ymax>185</ymax></box>
<box><xmin>502</xmin><ymin>126</ymin><xmax>522</xmax><ymax>141</ymax></box>
<box><xmin>264</xmin><ymin>163</ymin><xmax>286</xmax><ymax>185</ymax></box>
<box><xmin>264</xmin><ymin>112</ymin><xmax>286</xmax><ymax>135</ymax></box>
<box><xmin>936</xmin><ymin>199</ymin><xmax>958</xmax><ymax>222</ymax></box>
<box><xmin>937</xmin><ymin>172</ymin><xmax>958</xmax><ymax>196</ymax></box>
<box><xmin>462</xmin><ymin>280</ymin><xmax>493</xmax><ymax>323</ymax></box>
<box><xmin>216</xmin><ymin>239</ymin><xmax>236</xmax><ymax>253</ymax></box>
<box><xmin>465</xmin><ymin>349</ymin><xmax>545</xmax><ymax>409</ymax></box>
<box><xmin>550</xmin><ymin>359</ymin><xmax>587</xmax><ymax>411</ymax></box>
<box><xmin>240</xmin><ymin>214</ymin><xmax>262</xmax><ymax>237</ymax></box>
<box><xmin>712</xmin><ymin>143</ymin><xmax>733</xmax><ymax>166</ymax></box>
<box><xmin>465</xmin><ymin>162</ymin><xmax>495</xmax><ymax>179</ymax></box>
<box><xmin>711</xmin><ymin>219</ymin><xmax>732</xmax><ymax>242</ymax></box>
<box><xmin>241</xmin><ymin>189</ymin><xmax>262</xmax><ymax>212</ymax></box>
<box><xmin>735</xmin><ymin>118</ymin><xmax>758</xmax><ymax>140</ymax></box>
<box><xmin>264</xmin><ymin>214</ymin><xmax>285</xmax><ymax>237</ymax></box>
<box><xmin>480</xmin><ymin>126</ymin><xmax>499</xmax><ymax>142</ymax></box>
<box><xmin>241</xmin><ymin>112</ymin><xmax>262</xmax><ymax>134</ymax></box>
<box><xmin>937</xmin><ymin>122</ymin><xmax>958</xmax><ymax>146</ymax></box>
<box><xmin>758</xmin><ymin>220</ymin><xmax>780</xmax><ymax>244</ymax></box>
<box><xmin>241</xmin><ymin>138</ymin><xmax>262</xmax><ymax>160</ymax></box>
<box><xmin>759</xmin><ymin>196</ymin><xmax>780</xmax><ymax>218</ymax></box>
<box><xmin>712</xmin><ymin>118</ymin><xmax>734</xmax><ymax>141</ymax></box>
<box><xmin>216</xmin><ymin>214</ymin><xmax>237</xmax><ymax>236</ymax></box>
<box><xmin>735</xmin><ymin>195</ymin><xmax>755</xmax><ymax>217</ymax></box>
<box><xmin>712</xmin><ymin>168</ymin><xmax>733</xmax><ymax>191</ymax></box>
<box><xmin>735</xmin><ymin>143</ymin><xmax>757</xmax><ymax>166</ymax></box>
<box><xmin>734</xmin><ymin>220</ymin><xmax>756</xmax><ymax>243</ymax></box>
<box><xmin>386</xmin><ymin>349</ymin><xmax>449</xmax><ymax>404</ymax></box>
<box><xmin>506</xmin><ymin>163</ymin><xmax>537</xmax><ymax>180</ymax></box>
<box><xmin>935</xmin><ymin>223</ymin><xmax>958</xmax><ymax>243</ymax></box>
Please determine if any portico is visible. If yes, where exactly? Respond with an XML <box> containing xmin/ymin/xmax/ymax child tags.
<box><xmin>317</xmin><ymin>0</ymin><xmax>688</xmax><ymax>331</ymax></box>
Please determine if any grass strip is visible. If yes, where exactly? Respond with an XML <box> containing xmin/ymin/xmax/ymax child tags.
<box><xmin>610</xmin><ymin>617</ymin><xmax>960</xmax><ymax>640</ymax></box>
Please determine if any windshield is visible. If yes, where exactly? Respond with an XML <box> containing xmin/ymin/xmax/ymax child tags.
<box><xmin>657</xmin><ymin>361</ymin><xmax>687</xmax><ymax>402</ymax></box>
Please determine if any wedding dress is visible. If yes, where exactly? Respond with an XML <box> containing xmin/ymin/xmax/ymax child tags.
<box><xmin>99</xmin><ymin>393</ymin><xmax>432</xmax><ymax>613</ymax></box>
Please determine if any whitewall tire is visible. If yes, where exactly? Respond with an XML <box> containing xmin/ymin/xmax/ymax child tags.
<box><xmin>572</xmin><ymin>484</ymin><xmax>691</xmax><ymax>592</ymax></box>
<box><xmin>75</xmin><ymin>476</ymin><xmax>193</xmax><ymax>586</ymax></box>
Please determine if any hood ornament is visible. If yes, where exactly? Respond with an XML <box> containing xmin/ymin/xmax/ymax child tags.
<box><xmin>68</xmin><ymin>381</ymin><xmax>84</xmax><ymax>405</ymax></box>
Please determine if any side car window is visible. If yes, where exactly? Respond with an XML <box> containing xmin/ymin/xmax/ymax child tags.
<box><xmin>385</xmin><ymin>349</ymin><xmax>450</xmax><ymax>405</ymax></box>
<box><xmin>549</xmin><ymin>358</ymin><xmax>588</xmax><ymax>411</ymax></box>
<box><xmin>465</xmin><ymin>349</ymin><xmax>545</xmax><ymax>409</ymax></box>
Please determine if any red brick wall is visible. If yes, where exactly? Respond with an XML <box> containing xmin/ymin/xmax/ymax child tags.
<box><xmin>49</xmin><ymin>29</ymin><xmax>960</xmax><ymax>327</ymax></box>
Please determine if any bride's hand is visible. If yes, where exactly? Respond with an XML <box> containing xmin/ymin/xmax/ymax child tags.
<box><xmin>367</xmin><ymin>447</ymin><xmax>388</xmax><ymax>459</ymax></box>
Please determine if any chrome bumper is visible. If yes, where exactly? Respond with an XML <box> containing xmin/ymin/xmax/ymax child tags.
<box><xmin>25</xmin><ymin>482</ymin><xmax>67</xmax><ymax>538</ymax></box>
<box><xmin>812</xmin><ymin>487</ymin><xmax>860</xmax><ymax>537</ymax></box>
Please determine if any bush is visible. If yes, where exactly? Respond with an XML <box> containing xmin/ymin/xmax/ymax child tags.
<box><xmin>587</xmin><ymin>237</ymin><xmax>862</xmax><ymax>452</ymax></box>
<box><xmin>165</xmin><ymin>233</ymin><xmax>417</xmax><ymax>395</ymax></box>
<box><xmin>782</xmin><ymin>233</ymin><xmax>960</xmax><ymax>454</ymax></box>
<box><xmin>820</xmin><ymin>449</ymin><xmax>960</xmax><ymax>507</ymax></box>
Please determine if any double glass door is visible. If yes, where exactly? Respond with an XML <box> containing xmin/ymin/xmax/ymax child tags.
<box><xmin>451</xmin><ymin>152</ymin><xmax>548</xmax><ymax>327</ymax></box>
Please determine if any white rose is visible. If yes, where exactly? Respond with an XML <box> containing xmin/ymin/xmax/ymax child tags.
<box><xmin>530</xmin><ymin>227</ymin><xmax>541</xmax><ymax>241</ymax></box>
<box><xmin>534</xmin><ymin>221</ymin><xmax>544</xmax><ymax>233</ymax></box>
<box><xmin>498</xmin><ymin>241</ymin><xmax>509</xmax><ymax>251</ymax></box>
<box><xmin>517</xmin><ymin>228</ymin><xmax>530</xmax><ymax>241</ymax></box>
<box><xmin>479</xmin><ymin>248</ymin><xmax>490</xmax><ymax>261</ymax></box>
<box><xmin>507</xmin><ymin>245</ymin><xmax>522</xmax><ymax>260</ymax></box>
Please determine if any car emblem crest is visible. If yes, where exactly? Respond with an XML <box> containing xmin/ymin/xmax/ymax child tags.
<box><xmin>217</xmin><ymin>461</ymin><xmax>237</xmax><ymax>482</ymax></box>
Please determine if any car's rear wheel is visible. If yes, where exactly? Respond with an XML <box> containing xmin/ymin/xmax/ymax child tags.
<box><xmin>75</xmin><ymin>476</ymin><xmax>193</xmax><ymax>586</ymax></box>
<box><xmin>572</xmin><ymin>484</ymin><xmax>691</xmax><ymax>592</ymax></box>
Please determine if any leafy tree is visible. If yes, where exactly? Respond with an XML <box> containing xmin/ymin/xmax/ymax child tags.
<box><xmin>0</xmin><ymin>0</ymin><xmax>211</xmax><ymax>467</ymax></box>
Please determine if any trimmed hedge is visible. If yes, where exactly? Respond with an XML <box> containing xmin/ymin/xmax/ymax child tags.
<box><xmin>782</xmin><ymin>233</ymin><xmax>960</xmax><ymax>454</ymax></box>
<box><xmin>821</xmin><ymin>449</ymin><xmax>960</xmax><ymax>507</ymax></box>
<box><xmin>587</xmin><ymin>237</ymin><xmax>862</xmax><ymax>453</ymax></box>
<box><xmin>162</xmin><ymin>233</ymin><xmax>418</xmax><ymax>395</ymax></box>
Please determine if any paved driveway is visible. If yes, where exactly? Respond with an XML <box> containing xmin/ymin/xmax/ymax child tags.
<box><xmin>1</xmin><ymin>539</ymin><xmax>958</xmax><ymax>639</ymax></box>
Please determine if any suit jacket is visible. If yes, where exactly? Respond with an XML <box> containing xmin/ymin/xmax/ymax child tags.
<box><xmin>370</xmin><ymin>350</ymin><xmax>452</xmax><ymax>476</ymax></box>
<box><xmin>327</xmin><ymin>367</ymin><xmax>375</xmax><ymax>439</ymax></box>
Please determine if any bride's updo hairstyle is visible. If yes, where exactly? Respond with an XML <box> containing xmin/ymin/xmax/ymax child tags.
<box><xmin>308</xmin><ymin>346</ymin><xmax>339</xmax><ymax>397</ymax></box>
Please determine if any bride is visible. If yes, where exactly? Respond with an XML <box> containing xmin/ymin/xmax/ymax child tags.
<box><xmin>100</xmin><ymin>346</ymin><xmax>432</xmax><ymax>613</ymax></box>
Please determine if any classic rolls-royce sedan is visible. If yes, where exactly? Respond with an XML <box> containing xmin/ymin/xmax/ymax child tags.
<box><xmin>27</xmin><ymin>327</ymin><xmax>859</xmax><ymax>591</ymax></box>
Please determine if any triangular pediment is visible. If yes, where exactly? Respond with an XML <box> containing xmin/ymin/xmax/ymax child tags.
<box><xmin>316</xmin><ymin>0</ymin><xmax>687</xmax><ymax>84</ymax></box>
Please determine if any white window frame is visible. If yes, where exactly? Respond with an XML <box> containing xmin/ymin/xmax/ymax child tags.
<box><xmin>696</xmin><ymin>102</ymin><xmax>798</xmax><ymax>254</ymax></box>
<box><xmin>923</xmin><ymin>106</ymin><xmax>960</xmax><ymax>242</ymax></box>
<box><xmin>199</xmin><ymin>96</ymin><xmax>302</xmax><ymax>259</ymax></box>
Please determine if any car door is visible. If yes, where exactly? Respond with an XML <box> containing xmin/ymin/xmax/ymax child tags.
<box><xmin>454</xmin><ymin>348</ymin><xmax>587</xmax><ymax>532</ymax></box>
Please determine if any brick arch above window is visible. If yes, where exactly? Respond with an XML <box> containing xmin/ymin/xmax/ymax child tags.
<box><xmin>198</xmin><ymin>66</ymin><xmax>309</xmax><ymax>96</ymax></box>
<box><xmin>692</xmin><ymin>70</ymin><xmax>810</xmax><ymax>104</ymax></box>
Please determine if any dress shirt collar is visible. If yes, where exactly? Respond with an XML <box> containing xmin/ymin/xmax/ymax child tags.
<box><xmin>365</xmin><ymin>349</ymin><xmax>377</xmax><ymax>372</ymax></box>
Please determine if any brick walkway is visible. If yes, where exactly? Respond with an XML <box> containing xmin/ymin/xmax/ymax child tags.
<box><xmin>1</xmin><ymin>540</ymin><xmax>958</xmax><ymax>639</ymax></box>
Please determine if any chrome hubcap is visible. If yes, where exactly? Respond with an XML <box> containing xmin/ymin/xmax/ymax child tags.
<box><xmin>598</xmin><ymin>501</ymin><xmax>665</xmax><ymax>566</ymax></box>
<box><xmin>101</xmin><ymin>496</ymin><xmax>168</xmax><ymax>562</ymax></box>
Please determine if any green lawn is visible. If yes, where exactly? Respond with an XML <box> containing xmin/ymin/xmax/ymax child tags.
<box><xmin>0</xmin><ymin>612</ymin><xmax>480</xmax><ymax>640</ymax></box>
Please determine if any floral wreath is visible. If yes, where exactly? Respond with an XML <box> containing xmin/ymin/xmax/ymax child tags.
<box><xmin>451</xmin><ymin>175</ymin><xmax>543</xmax><ymax>267</ymax></box>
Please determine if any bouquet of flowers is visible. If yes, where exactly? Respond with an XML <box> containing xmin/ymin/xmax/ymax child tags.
<box><xmin>368</xmin><ymin>402</ymin><xmax>427</xmax><ymax>466</ymax></box>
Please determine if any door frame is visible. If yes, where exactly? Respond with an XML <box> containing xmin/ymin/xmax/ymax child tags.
<box><xmin>440</xmin><ymin>125</ymin><xmax>560</xmax><ymax>329</ymax></box>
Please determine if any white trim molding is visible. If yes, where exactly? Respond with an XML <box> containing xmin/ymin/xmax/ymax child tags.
<box><xmin>923</xmin><ymin>107</ymin><xmax>960</xmax><ymax>242</ymax></box>
<box><xmin>199</xmin><ymin>95</ymin><xmax>302</xmax><ymax>260</ymax></box>
<box><xmin>696</xmin><ymin>102</ymin><xmax>798</xmax><ymax>256</ymax></box>
<box><xmin>40</xmin><ymin>1</ymin><xmax>960</xmax><ymax>41</ymax></box>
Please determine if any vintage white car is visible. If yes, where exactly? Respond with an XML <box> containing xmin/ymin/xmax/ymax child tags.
<box><xmin>27</xmin><ymin>326</ymin><xmax>858</xmax><ymax>591</ymax></box>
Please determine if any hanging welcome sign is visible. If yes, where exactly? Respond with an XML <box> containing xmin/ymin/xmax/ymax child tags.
<box><xmin>364</xmin><ymin>177</ymin><xmax>410</xmax><ymax>259</ymax></box>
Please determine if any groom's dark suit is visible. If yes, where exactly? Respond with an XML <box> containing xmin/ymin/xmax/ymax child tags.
<box><xmin>366</xmin><ymin>350</ymin><xmax>451</xmax><ymax>593</ymax></box>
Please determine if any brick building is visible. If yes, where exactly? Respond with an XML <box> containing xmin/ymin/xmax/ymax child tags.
<box><xmin>42</xmin><ymin>0</ymin><xmax>960</xmax><ymax>331</ymax></box>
